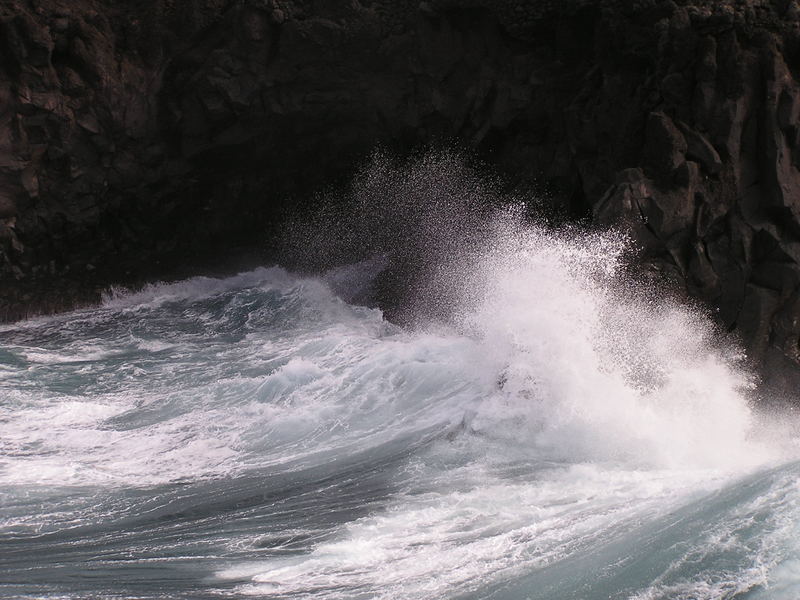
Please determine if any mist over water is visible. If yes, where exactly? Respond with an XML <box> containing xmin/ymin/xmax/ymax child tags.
<box><xmin>1</xmin><ymin>154</ymin><xmax>799</xmax><ymax>599</ymax></box>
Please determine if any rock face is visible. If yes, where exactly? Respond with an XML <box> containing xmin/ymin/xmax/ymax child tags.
<box><xmin>3</xmin><ymin>0</ymin><xmax>800</xmax><ymax>387</ymax></box>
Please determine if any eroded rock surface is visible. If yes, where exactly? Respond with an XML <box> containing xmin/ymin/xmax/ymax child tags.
<box><xmin>3</xmin><ymin>0</ymin><xmax>800</xmax><ymax>388</ymax></box>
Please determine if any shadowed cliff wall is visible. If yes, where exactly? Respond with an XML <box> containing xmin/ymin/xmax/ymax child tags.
<box><xmin>3</xmin><ymin>0</ymin><xmax>800</xmax><ymax>389</ymax></box>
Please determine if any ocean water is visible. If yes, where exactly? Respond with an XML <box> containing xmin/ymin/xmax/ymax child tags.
<box><xmin>2</xmin><ymin>162</ymin><xmax>800</xmax><ymax>599</ymax></box>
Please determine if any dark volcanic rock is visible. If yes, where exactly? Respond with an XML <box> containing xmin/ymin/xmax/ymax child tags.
<box><xmin>3</xmin><ymin>0</ymin><xmax>800</xmax><ymax>389</ymax></box>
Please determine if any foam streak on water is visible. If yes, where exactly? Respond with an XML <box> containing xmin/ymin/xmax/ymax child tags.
<box><xmin>1</xmin><ymin>212</ymin><xmax>799</xmax><ymax>599</ymax></box>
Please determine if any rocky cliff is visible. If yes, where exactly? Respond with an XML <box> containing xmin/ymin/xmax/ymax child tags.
<box><xmin>3</xmin><ymin>0</ymin><xmax>800</xmax><ymax>388</ymax></box>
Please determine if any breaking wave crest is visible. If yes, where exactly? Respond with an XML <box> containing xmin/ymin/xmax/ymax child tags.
<box><xmin>1</xmin><ymin>154</ymin><xmax>799</xmax><ymax>600</ymax></box>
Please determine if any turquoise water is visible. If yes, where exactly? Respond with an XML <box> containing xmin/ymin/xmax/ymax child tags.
<box><xmin>1</xmin><ymin>223</ymin><xmax>800</xmax><ymax>599</ymax></box>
